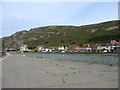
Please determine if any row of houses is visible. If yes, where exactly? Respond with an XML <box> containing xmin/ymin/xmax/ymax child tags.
<box><xmin>37</xmin><ymin>40</ymin><xmax>120</xmax><ymax>53</ymax></box>
<box><xmin>37</xmin><ymin>45</ymin><xmax>119</xmax><ymax>54</ymax></box>
<box><xmin>5</xmin><ymin>40</ymin><xmax>120</xmax><ymax>54</ymax></box>
<box><xmin>36</xmin><ymin>40</ymin><xmax>120</xmax><ymax>53</ymax></box>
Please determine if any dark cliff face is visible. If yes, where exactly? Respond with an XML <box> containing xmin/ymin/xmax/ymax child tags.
<box><xmin>2</xmin><ymin>20</ymin><xmax>119</xmax><ymax>49</ymax></box>
<box><xmin>2</xmin><ymin>30</ymin><xmax>28</xmax><ymax>49</ymax></box>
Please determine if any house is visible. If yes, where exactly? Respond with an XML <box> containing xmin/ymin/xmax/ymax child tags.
<box><xmin>103</xmin><ymin>46</ymin><xmax>111</xmax><ymax>52</ymax></box>
<box><xmin>109</xmin><ymin>40</ymin><xmax>120</xmax><ymax>53</ymax></box>
<box><xmin>49</xmin><ymin>46</ymin><xmax>56</xmax><ymax>52</ymax></box>
<box><xmin>38</xmin><ymin>45</ymin><xmax>56</xmax><ymax>52</ymax></box>
<box><xmin>38</xmin><ymin>45</ymin><xmax>45</xmax><ymax>51</ymax></box>
<box><xmin>101</xmin><ymin>41</ymin><xmax>120</xmax><ymax>53</ymax></box>
<box><xmin>67</xmin><ymin>44</ymin><xmax>92</xmax><ymax>53</ymax></box>
<box><xmin>41</xmin><ymin>46</ymin><xmax>50</xmax><ymax>52</ymax></box>
<box><xmin>91</xmin><ymin>44</ymin><xmax>98</xmax><ymax>52</ymax></box>
<box><xmin>96</xmin><ymin>43</ymin><xmax>112</xmax><ymax>53</ymax></box>
<box><xmin>110</xmin><ymin>40</ymin><xmax>118</xmax><ymax>45</ymax></box>
<box><xmin>97</xmin><ymin>46</ymin><xmax>104</xmax><ymax>52</ymax></box>
<box><xmin>80</xmin><ymin>44</ymin><xmax>92</xmax><ymax>52</ymax></box>
<box><xmin>74</xmin><ymin>46</ymin><xmax>81</xmax><ymax>52</ymax></box>
<box><xmin>57</xmin><ymin>46</ymin><xmax>65</xmax><ymax>51</ymax></box>
<box><xmin>97</xmin><ymin>46</ymin><xmax>104</xmax><ymax>50</ymax></box>
<box><xmin>67</xmin><ymin>45</ymin><xmax>80</xmax><ymax>52</ymax></box>
<box><xmin>38</xmin><ymin>46</ymin><xmax>49</xmax><ymax>52</ymax></box>
<box><xmin>57</xmin><ymin>46</ymin><xmax>67</xmax><ymax>52</ymax></box>
<box><xmin>20</xmin><ymin>44</ymin><xmax>29</xmax><ymax>52</ymax></box>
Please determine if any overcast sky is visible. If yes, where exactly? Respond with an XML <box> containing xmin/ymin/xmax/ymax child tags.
<box><xmin>1</xmin><ymin>2</ymin><xmax>118</xmax><ymax>37</ymax></box>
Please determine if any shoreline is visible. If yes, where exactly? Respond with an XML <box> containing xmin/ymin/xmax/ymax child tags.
<box><xmin>15</xmin><ymin>53</ymin><xmax>118</xmax><ymax>66</ymax></box>
<box><xmin>25</xmin><ymin>54</ymin><xmax>117</xmax><ymax>66</ymax></box>
<box><xmin>15</xmin><ymin>51</ymin><xmax>119</xmax><ymax>55</ymax></box>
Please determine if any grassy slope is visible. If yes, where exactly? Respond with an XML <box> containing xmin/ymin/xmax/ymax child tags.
<box><xmin>2</xmin><ymin>20</ymin><xmax>120</xmax><ymax>49</ymax></box>
<box><xmin>24</xmin><ymin>20</ymin><xmax>119</xmax><ymax>48</ymax></box>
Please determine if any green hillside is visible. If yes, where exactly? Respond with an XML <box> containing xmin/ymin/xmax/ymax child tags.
<box><xmin>2</xmin><ymin>20</ymin><xmax>119</xmax><ymax>49</ymax></box>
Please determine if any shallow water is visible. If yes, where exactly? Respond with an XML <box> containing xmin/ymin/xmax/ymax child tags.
<box><xmin>16</xmin><ymin>53</ymin><xmax>118</xmax><ymax>66</ymax></box>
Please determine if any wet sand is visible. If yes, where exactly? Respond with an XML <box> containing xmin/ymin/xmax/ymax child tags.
<box><xmin>2</xmin><ymin>54</ymin><xmax>118</xmax><ymax>88</ymax></box>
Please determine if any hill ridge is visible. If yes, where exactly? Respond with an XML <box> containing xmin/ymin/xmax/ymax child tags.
<box><xmin>2</xmin><ymin>20</ymin><xmax>119</xmax><ymax>49</ymax></box>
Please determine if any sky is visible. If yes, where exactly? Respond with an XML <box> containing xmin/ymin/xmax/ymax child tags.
<box><xmin>1</xmin><ymin>2</ymin><xmax>118</xmax><ymax>37</ymax></box>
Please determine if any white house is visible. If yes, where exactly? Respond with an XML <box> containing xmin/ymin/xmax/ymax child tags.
<box><xmin>20</xmin><ymin>44</ymin><xmax>29</xmax><ymax>52</ymax></box>
<box><xmin>38</xmin><ymin>45</ymin><xmax>45</xmax><ymax>51</ymax></box>
<box><xmin>57</xmin><ymin>46</ymin><xmax>67</xmax><ymax>52</ymax></box>
<box><xmin>86</xmin><ymin>47</ymin><xmax>92</xmax><ymax>51</ymax></box>
<box><xmin>38</xmin><ymin>45</ymin><xmax>56</xmax><ymax>52</ymax></box>
<box><xmin>57</xmin><ymin>46</ymin><xmax>64</xmax><ymax>51</ymax></box>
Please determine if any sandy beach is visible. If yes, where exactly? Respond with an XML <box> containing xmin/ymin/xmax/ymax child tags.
<box><xmin>2</xmin><ymin>54</ymin><xmax>118</xmax><ymax>88</ymax></box>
